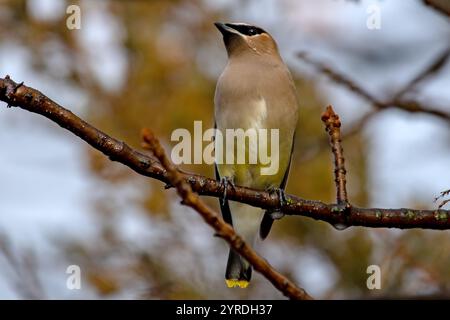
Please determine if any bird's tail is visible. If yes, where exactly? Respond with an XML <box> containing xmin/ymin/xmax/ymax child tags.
<box><xmin>225</xmin><ymin>249</ymin><xmax>252</xmax><ymax>288</ymax></box>
<box><xmin>223</xmin><ymin>202</ymin><xmax>263</xmax><ymax>288</ymax></box>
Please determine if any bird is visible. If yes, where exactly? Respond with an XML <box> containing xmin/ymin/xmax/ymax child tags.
<box><xmin>214</xmin><ymin>22</ymin><xmax>299</xmax><ymax>288</ymax></box>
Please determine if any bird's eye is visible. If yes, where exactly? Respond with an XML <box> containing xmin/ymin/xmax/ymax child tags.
<box><xmin>248</xmin><ymin>28</ymin><xmax>256</xmax><ymax>35</ymax></box>
<box><xmin>226</xmin><ymin>24</ymin><xmax>265</xmax><ymax>36</ymax></box>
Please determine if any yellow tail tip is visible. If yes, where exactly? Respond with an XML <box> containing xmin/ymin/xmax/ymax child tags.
<box><xmin>225</xmin><ymin>279</ymin><xmax>249</xmax><ymax>288</ymax></box>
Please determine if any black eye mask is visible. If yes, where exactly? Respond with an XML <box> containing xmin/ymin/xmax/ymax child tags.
<box><xmin>225</xmin><ymin>24</ymin><xmax>266</xmax><ymax>36</ymax></box>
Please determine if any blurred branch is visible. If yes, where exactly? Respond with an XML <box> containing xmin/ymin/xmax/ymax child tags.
<box><xmin>0</xmin><ymin>234</ymin><xmax>45</xmax><ymax>299</ymax></box>
<box><xmin>393</xmin><ymin>47</ymin><xmax>450</xmax><ymax>99</ymax></box>
<box><xmin>2</xmin><ymin>76</ymin><xmax>450</xmax><ymax>232</ymax></box>
<box><xmin>141</xmin><ymin>129</ymin><xmax>312</xmax><ymax>300</ymax></box>
<box><xmin>423</xmin><ymin>0</ymin><xmax>450</xmax><ymax>17</ymax></box>
<box><xmin>297</xmin><ymin>51</ymin><xmax>450</xmax><ymax>124</ymax></box>
<box><xmin>342</xmin><ymin>110</ymin><xmax>378</xmax><ymax>138</ymax></box>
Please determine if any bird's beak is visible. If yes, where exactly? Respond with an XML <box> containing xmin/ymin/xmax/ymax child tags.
<box><xmin>214</xmin><ymin>22</ymin><xmax>236</xmax><ymax>36</ymax></box>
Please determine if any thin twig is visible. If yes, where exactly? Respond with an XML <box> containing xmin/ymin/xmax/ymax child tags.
<box><xmin>0</xmin><ymin>234</ymin><xmax>45</xmax><ymax>299</ymax></box>
<box><xmin>438</xmin><ymin>199</ymin><xmax>450</xmax><ymax>209</ymax></box>
<box><xmin>297</xmin><ymin>52</ymin><xmax>450</xmax><ymax>124</ymax></box>
<box><xmin>435</xmin><ymin>189</ymin><xmax>450</xmax><ymax>209</ymax></box>
<box><xmin>321</xmin><ymin>106</ymin><xmax>348</xmax><ymax>205</ymax></box>
<box><xmin>1</xmin><ymin>76</ymin><xmax>450</xmax><ymax>231</ymax></box>
<box><xmin>342</xmin><ymin>110</ymin><xmax>378</xmax><ymax>138</ymax></box>
<box><xmin>141</xmin><ymin>129</ymin><xmax>312</xmax><ymax>300</ymax></box>
<box><xmin>298</xmin><ymin>52</ymin><xmax>381</xmax><ymax>106</ymax></box>
<box><xmin>392</xmin><ymin>47</ymin><xmax>450</xmax><ymax>100</ymax></box>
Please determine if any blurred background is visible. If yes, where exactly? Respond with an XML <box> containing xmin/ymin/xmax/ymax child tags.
<box><xmin>0</xmin><ymin>0</ymin><xmax>449</xmax><ymax>299</ymax></box>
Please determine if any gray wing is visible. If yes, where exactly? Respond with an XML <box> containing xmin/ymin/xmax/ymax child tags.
<box><xmin>214</xmin><ymin>121</ymin><xmax>233</xmax><ymax>226</ymax></box>
<box><xmin>259</xmin><ymin>133</ymin><xmax>296</xmax><ymax>239</ymax></box>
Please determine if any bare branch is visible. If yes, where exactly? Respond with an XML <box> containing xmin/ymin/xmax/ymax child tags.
<box><xmin>0</xmin><ymin>234</ymin><xmax>45</xmax><ymax>299</ymax></box>
<box><xmin>1</xmin><ymin>76</ymin><xmax>450</xmax><ymax>232</ymax></box>
<box><xmin>322</xmin><ymin>106</ymin><xmax>348</xmax><ymax>205</ymax></box>
<box><xmin>298</xmin><ymin>52</ymin><xmax>380</xmax><ymax>105</ymax></box>
<box><xmin>393</xmin><ymin>47</ymin><xmax>450</xmax><ymax>99</ymax></box>
<box><xmin>435</xmin><ymin>189</ymin><xmax>450</xmax><ymax>209</ymax></box>
<box><xmin>297</xmin><ymin>52</ymin><xmax>450</xmax><ymax>124</ymax></box>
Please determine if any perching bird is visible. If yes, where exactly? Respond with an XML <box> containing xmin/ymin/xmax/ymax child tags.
<box><xmin>214</xmin><ymin>22</ymin><xmax>299</xmax><ymax>288</ymax></box>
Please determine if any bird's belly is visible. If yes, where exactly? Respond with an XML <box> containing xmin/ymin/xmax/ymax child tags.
<box><xmin>215</xmin><ymin>96</ymin><xmax>293</xmax><ymax>190</ymax></box>
<box><xmin>216</xmin><ymin>140</ymin><xmax>291</xmax><ymax>190</ymax></box>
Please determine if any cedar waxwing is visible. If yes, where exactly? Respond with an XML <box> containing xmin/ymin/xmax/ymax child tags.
<box><xmin>214</xmin><ymin>22</ymin><xmax>299</xmax><ymax>288</ymax></box>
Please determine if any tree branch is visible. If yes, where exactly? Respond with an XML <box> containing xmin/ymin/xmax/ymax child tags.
<box><xmin>322</xmin><ymin>106</ymin><xmax>348</xmax><ymax>205</ymax></box>
<box><xmin>435</xmin><ymin>189</ymin><xmax>450</xmax><ymax>209</ymax></box>
<box><xmin>392</xmin><ymin>47</ymin><xmax>450</xmax><ymax>99</ymax></box>
<box><xmin>141</xmin><ymin>129</ymin><xmax>312</xmax><ymax>300</ymax></box>
<box><xmin>1</xmin><ymin>75</ymin><xmax>450</xmax><ymax>232</ymax></box>
<box><xmin>297</xmin><ymin>52</ymin><xmax>450</xmax><ymax>124</ymax></box>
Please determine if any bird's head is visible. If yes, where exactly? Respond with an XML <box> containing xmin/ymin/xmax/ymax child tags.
<box><xmin>214</xmin><ymin>22</ymin><xmax>279</xmax><ymax>58</ymax></box>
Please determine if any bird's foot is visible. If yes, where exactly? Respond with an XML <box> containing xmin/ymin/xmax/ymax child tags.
<box><xmin>220</xmin><ymin>176</ymin><xmax>236</xmax><ymax>206</ymax></box>
<box><xmin>269</xmin><ymin>211</ymin><xmax>285</xmax><ymax>220</ymax></box>
<box><xmin>265</xmin><ymin>186</ymin><xmax>286</xmax><ymax>219</ymax></box>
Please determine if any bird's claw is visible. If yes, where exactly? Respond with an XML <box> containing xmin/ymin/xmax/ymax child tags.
<box><xmin>269</xmin><ymin>211</ymin><xmax>285</xmax><ymax>220</ymax></box>
<box><xmin>164</xmin><ymin>183</ymin><xmax>173</xmax><ymax>189</ymax></box>
<box><xmin>265</xmin><ymin>187</ymin><xmax>286</xmax><ymax>219</ymax></box>
<box><xmin>220</xmin><ymin>176</ymin><xmax>235</xmax><ymax>206</ymax></box>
